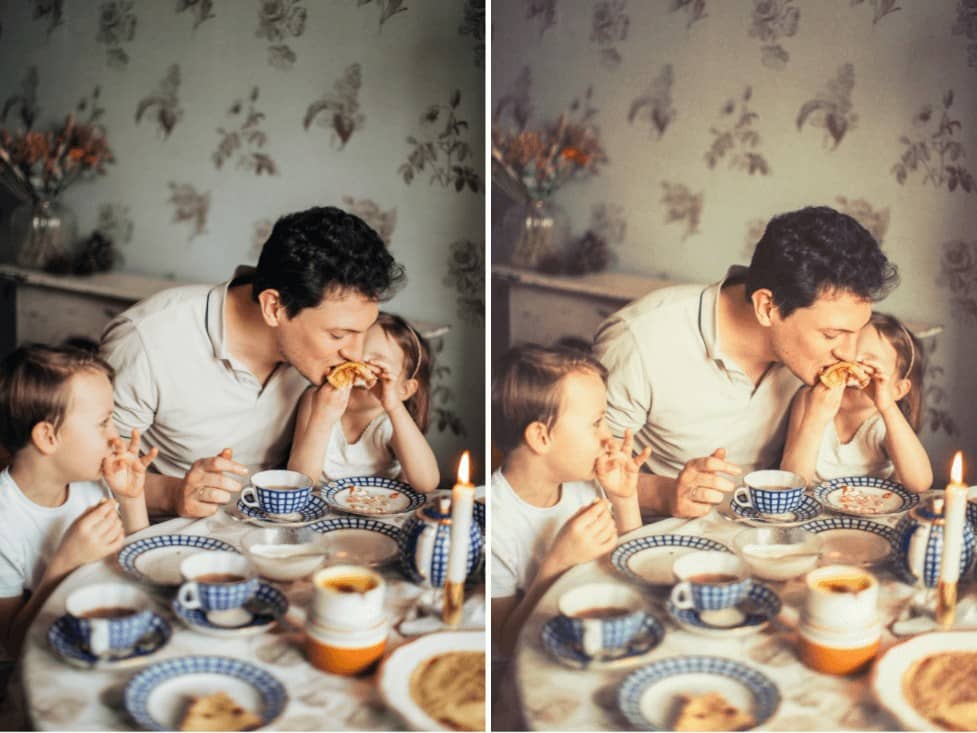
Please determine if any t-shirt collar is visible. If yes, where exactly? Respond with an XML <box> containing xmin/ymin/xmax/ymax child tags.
<box><xmin>699</xmin><ymin>264</ymin><xmax>748</xmax><ymax>367</ymax></box>
<box><xmin>206</xmin><ymin>264</ymin><xmax>255</xmax><ymax>360</ymax></box>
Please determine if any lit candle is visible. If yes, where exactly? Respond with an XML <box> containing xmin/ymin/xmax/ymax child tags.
<box><xmin>938</xmin><ymin>452</ymin><xmax>967</xmax><ymax>627</ymax></box>
<box><xmin>443</xmin><ymin>451</ymin><xmax>474</xmax><ymax>625</ymax></box>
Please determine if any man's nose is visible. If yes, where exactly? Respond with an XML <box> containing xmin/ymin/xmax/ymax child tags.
<box><xmin>832</xmin><ymin>332</ymin><xmax>859</xmax><ymax>362</ymax></box>
<box><xmin>338</xmin><ymin>332</ymin><xmax>367</xmax><ymax>360</ymax></box>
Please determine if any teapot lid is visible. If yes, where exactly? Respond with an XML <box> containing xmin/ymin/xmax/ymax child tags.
<box><xmin>416</xmin><ymin>496</ymin><xmax>452</xmax><ymax>524</ymax></box>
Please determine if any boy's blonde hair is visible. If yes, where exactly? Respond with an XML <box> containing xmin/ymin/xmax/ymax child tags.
<box><xmin>0</xmin><ymin>344</ymin><xmax>114</xmax><ymax>455</ymax></box>
<box><xmin>869</xmin><ymin>312</ymin><xmax>924</xmax><ymax>432</ymax></box>
<box><xmin>491</xmin><ymin>343</ymin><xmax>607</xmax><ymax>453</ymax></box>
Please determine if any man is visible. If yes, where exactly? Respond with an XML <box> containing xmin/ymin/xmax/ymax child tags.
<box><xmin>101</xmin><ymin>206</ymin><xmax>404</xmax><ymax>518</ymax></box>
<box><xmin>593</xmin><ymin>206</ymin><xmax>899</xmax><ymax>518</ymax></box>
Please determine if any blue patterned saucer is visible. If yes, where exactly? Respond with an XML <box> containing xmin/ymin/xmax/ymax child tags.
<box><xmin>729</xmin><ymin>494</ymin><xmax>821</xmax><ymax>526</ymax></box>
<box><xmin>665</xmin><ymin>582</ymin><xmax>781</xmax><ymax>638</ymax></box>
<box><xmin>236</xmin><ymin>494</ymin><xmax>330</xmax><ymax>526</ymax></box>
<box><xmin>308</xmin><ymin>515</ymin><xmax>405</xmax><ymax>566</ymax></box>
<box><xmin>125</xmin><ymin>655</ymin><xmax>287</xmax><ymax>731</ymax></box>
<box><xmin>48</xmin><ymin>612</ymin><xmax>171</xmax><ymax>670</ymax></box>
<box><xmin>618</xmin><ymin>656</ymin><xmax>780</xmax><ymax>731</ymax></box>
<box><xmin>171</xmin><ymin>581</ymin><xmax>287</xmax><ymax>637</ymax></box>
<box><xmin>611</xmin><ymin>534</ymin><xmax>731</xmax><ymax>585</ymax></box>
<box><xmin>801</xmin><ymin>516</ymin><xmax>896</xmax><ymax>566</ymax></box>
<box><xmin>541</xmin><ymin>614</ymin><xmax>664</xmax><ymax>669</ymax></box>
<box><xmin>323</xmin><ymin>476</ymin><xmax>426</xmax><ymax>517</ymax></box>
<box><xmin>814</xmin><ymin>476</ymin><xmax>918</xmax><ymax>517</ymax></box>
<box><xmin>117</xmin><ymin>534</ymin><xmax>237</xmax><ymax>586</ymax></box>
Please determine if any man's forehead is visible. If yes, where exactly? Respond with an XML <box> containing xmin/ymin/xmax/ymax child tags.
<box><xmin>303</xmin><ymin>290</ymin><xmax>378</xmax><ymax>327</ymax></box>
<box><xmin>801</xmin><ymin>289</ymin><xmax>872</xmax><ymax>328</ymax></box>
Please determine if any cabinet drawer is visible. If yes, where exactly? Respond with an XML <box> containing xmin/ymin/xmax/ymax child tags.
<box><xmin>508</xmin><ymin>286</ymin><xmax>624</xmax><ymax>347</ymax></box>
<box><xmin>17</xmin><ymin>286</ymin><xmax>129</xmax><ymax>346</ymax></box>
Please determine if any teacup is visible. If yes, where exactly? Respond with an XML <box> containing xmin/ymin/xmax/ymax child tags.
<box><xmin>177</xmin><ymin>551</ymin><xmax>259</xmax><ymax>612</ymax></box>
<box><xmin>473</xmin><ymin>496</ymin><xmax>486</xmax><ymax>534</ymax></box>
<box><xmin>556</xmin><ymin>583</ymin><xmax>648</xmax><ymax>658</ymax></box>
<box><xmin>305</xmin><ymin>616</ymin><xmax>389</xmax><ymax>675</ymax></box>
<box><xmin>802</xmin><ymin>564</ymin><xmax>878</xmax><ymax>628</ymax></box>
<box><xmin>240</xmin><ymin>469</ymin><xmax>313</xmax><ymax>516</ymax></box>
<box><xmin>670</xmin><ymin>551</ymin><xmax>752</xmax><ymax>611</ymax></box>
<box><xmin>311</xmin><ymin>564</ymin><xmax>386</xmax><ymax>630</ymax></box>
<box><xmin>733</xmin><ymin>469</ymin><xmax>806</xmax><ymax>515</ymax></box>
<box><xmin>65</xmin><ymin>583</ymin><xmax>155</xmax><ymax>658</ymax></box>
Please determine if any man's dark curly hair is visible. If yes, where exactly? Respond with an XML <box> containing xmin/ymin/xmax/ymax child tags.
<box><xmin>745</xmin><ymin>206</ymin><xmax>899</xmax><ymax>319</ymax></box>
<box><xmin>252</xmin><ymin>206</ymin><xmax>405</xmax><ymax>317</ymax></box>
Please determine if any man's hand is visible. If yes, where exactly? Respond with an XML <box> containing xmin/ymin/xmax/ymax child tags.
<box><xmin>176</xmin><ymin>448</ymin><xmax>248</xmax><ymax>518</ymax></box>
<box><xmin>595</xmin><ymin>429</ymin><xmax>653</xmax><ymax>500</ymax></box>
<box><xmin>669</xmin><ymin>447</ymin><xmax>742</xmax><ymax>518</ymax></box>
<box><xmin>545</xmin><ymin>499</ymin><xmax>618</xmax><ymax>573</ymax></box>
<box><xmin>51</xmin><ymin>500</ymin><xmax>125</xmax><ymax>573</ymax></box>
<box><xmin>101</xmin><ymin>428</ymin><xmax>159</xmax><ymax>499</ymax></box>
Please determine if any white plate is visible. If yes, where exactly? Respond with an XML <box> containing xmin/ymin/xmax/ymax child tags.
<box><xmin>308</xmin><ymin>516</ymin><xmax>405</xmax><ymax>566</ymax></box>
<box><xmin>116</xmin><ymin>534</ymin><xmax>238</xmax><ymax>586</ymax></box>
<box><xmin>814</xmin><ymin>476</ymin><xmax>918</xmax><ymax>517</ymax></box>
<box><xmin>611</xmin><ymin>535</ymin><xmax>731</xmax><ymax>585</ymax></box>
<box><xmin>871</xmin><ymin>631</ymin><xmax>977</xmax><ymax>730</ymax></box>
<box><xmin>323</xmin><ymin>476</ymin><xmax>426</xmax><ymax>517</ymax></box>
<box><xmin>801</xmin><ymin>516</ymin><xmax>896</xmax><ymax>566</ymax></box>
<box><xmin>377</xmin><ymin>630</ymin><xmax>485</xmax><ymax>731</ymax></box>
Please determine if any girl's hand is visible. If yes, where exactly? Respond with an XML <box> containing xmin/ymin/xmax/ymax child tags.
<box><xmin>309</xmin><ymin>382</ymin><xmax>352</xmax><ymax>425</ymax></box>
<box><xmin>595</xmin><ymin>429</ymin><xmax>652</xmax><ymax>499</ymax></box>
<box><xmin>860</xmin><ymin>358</ymin><xmax>898</xmax><ymax>412</ymax></box>
<box><xmin>367</xmin><ymin>357</ymin><xmax>405</xmax><ymax>414</ymax></box>
<box><xmin>101</xmin><ymin>428</ymin><xmax>159</xmax><ymax>499</ymax></box>
<box><xmin>805</xmin><ymin>382</ymin><xmax>845</xmax><ymax>424</ymax></box>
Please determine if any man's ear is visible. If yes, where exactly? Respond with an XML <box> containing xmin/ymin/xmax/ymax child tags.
<box><xmin>523</xmin><ymin>421</ymin><xmax>552</xmax><ymax>456</ymax></box>
<box><xmin>257</xmin><ymin>289</ymin><xmax>285</xmax><ymax>327</ymax></box>
<box><xmin>30</xmin><ymin>421</ymin><xmax>59</xmax><ymax>456</ymax></box>
<box><xmin>751</xmin><ymin>288</ymin><xmax>777</xmax><ymax>327</ymax></box>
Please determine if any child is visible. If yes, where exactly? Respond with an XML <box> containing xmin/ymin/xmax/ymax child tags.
<box><xmin>0</xmin><ymin>344</ymin><xmax>157</xmax><ymax>658</ymax></box>
<box><xmin>289</xmin><ymin>312</ymin><xmax>439</xmax><ymax>492</ymax></box>
<box><xmin>490</xmin><ymin>344</ymin><xmax>651</xmax><ymax>658</ymax></box>
<box><xmin>781</xmin><ymin>312</ymin><xmax>932</xmax><ymax>491</ymax></box>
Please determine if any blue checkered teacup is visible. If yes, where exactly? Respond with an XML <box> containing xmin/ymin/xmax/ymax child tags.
<box><xmin>733</xmin><ymin>469</ymin><xmax>807</xmax><ymax>515</ymax></box>
<box><xmin>178</xmin><ymin>551</ymin><xmax>258</xmax><ymax>612</ymax></box>
<box><xmin>65</xmin><ymin>583</ymin><xmax>156</xmax><ymax>658</ymax></box>
<box><xmin>241</xmin><ymin>469</ymin><xmax>313</xmax><ymax>516</ymax></box>
<box><xmin>670</xmin><ymin>551</ymin><xmax>752</xmax><ymax>611</ymax></box>
<box><xmin>555</xmin><ymin>583</ymin><xmax>649</xmax><ymax>658</ymax></box>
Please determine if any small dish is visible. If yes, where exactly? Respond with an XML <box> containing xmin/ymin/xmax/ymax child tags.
<box><xmin>124</xmin><ymin>655</ymin><xmax>287</xmax><ymax>731</ymax></box>
<box><xmin>240</xmin><ymin>526</ymin><xmax>329</xmax><ymax>581</ymax></box>
<box><xmin>171</xmin><ymin>581</ymin><xmax>288</xmax><ymax>637</ymax></box>
<box><xmin>323</xmin><ymin>476</ymin><xmax>426</xmax><ymax>517</ymax></box>
<box><xmin>732</xmin><ymin>526</ymin><xmax>821</xmax><ymax>581</ymax></box>
<box><xmin>665</xmin><ymin>582</ymin><xmax>781</xmax><ymax>638</ymax></box>
<box><xmin>729</xmin><ymin>494</ymin><xmax>822</xmax><ymax>526</ymax></box>
<box><xmin>610</xmin><ymin>534</ymin><xmax>731</xmax><ymax>586</ymax></box>
<box><xmin>814</xmin><ymin>476</ymin><xmax>918</xmax><ymax>517</ymax></box>
<box><xmin>116</xmin><ymin>534</ymin><xmax>238</xmax><ymax>586</ymax></box>
<box><xmin>235</xmin><ymin>494</ymin><xmax>330</xmax><ymax>526</ymax></box>
<box><xmin>541</xmin><ymin>614</ymin><xmax>664</xmax><ymax>669</ymax></box>
<box><xmin>47</xmin><ymin>612</ymin><xmax>171</xmax><ymax>670</ymax></box>
<box><xmin>801</xmin><ymin>516</ymin><xmax>897</xmax><ymax>566</ymax></box>
<box><xmin>308</xmin><ymin>515</ymin><xmax>405</xmax><ymax>566</ymax></box>
<box><xmin>617</xmin><ymin>655</ymin><xmax>780</xmax><ymax>731</ymax></box>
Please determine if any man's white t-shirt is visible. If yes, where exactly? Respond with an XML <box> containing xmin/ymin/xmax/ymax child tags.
<box><xmin>490</xmin><ymin>469</ymin><xmax>603</xmax><ymax>599</ymax></box>
<box><xmin>0</xmin><ymin>469</ymin><xmax>106</xmax><ymax>597</ymax></box>
<box><xmin>322</xmin><ymin>413</ymin><xmax>402</xmax><ymax>482</ymax></box>
<box><xmin>815</xmin><ymin>413</ymin><xmax>893</xmax><ymax>483</ymax></box>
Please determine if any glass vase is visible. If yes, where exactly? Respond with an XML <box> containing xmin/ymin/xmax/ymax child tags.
<box><xmin>9</xmin><ymin>197</ymin><xmax>77</xmax><ymax>270</ymax></box>
<box><xmin>501</xmin><ymin>198</ymin><xmax>570</xmax><ymax>271</ymax></box>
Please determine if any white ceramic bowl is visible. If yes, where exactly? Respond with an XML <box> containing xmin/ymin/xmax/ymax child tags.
<box><xmin>240</xmin><ymin>527</ymin><xmax>328</xmax><ymax>582</ymax></box>
<box><xmin>732</xmin><ymin>526</ymin><xmax>821</xmax><ymax>581</ymax></box>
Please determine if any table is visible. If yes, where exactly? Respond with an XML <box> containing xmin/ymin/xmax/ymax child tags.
<box><xmin>513</xmin><ymin>510</ymin><xmax>937</xmax><ymax>731</ymax></box>
<box><xmin>21</xmin><ymin>509</ymin><xmax>484</xmax><ymax>731</ymax></box>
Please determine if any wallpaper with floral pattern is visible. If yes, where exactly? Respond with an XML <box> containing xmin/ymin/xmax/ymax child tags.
<box><xmin>0</xmin><ymin>0</ymin><xmax>485</xmax><ymax>483</ymax></box>
<box><xmin>493</xmin><ymin>0</ymin><xmax>977</xmax><ymax>480</ymax></box>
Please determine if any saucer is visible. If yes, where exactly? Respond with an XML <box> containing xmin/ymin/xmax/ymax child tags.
<box><xmin>308</xmin><ymin>515</ymin><xmax>405</xmax><ymax>566</ymax></box>
<box><xmin>611</xmin><ymin>534</ymin><xmax>731</xmax><ymax>585</ymax></box>
<box><xmin>541</xmin><ymin>614</ymin><xmax>664</xmax><ymax>669</ymax></box>
<box><xmin>800</xmin><ymin>516</ymin><xmax>896</xmax><ymax>566</ymax></box>
<box><xmin>47</xmin><ymin>612</ymin><xmax>171</xmax><ymax>670</ymax></box>
<box><xmin>323</xmin><ymin>476</ymin><xmax>426</xmax><ymax>517</ymax></box>
<box><xmin>729</xmin><ymin>494</ymin><xmax>821</xmax><ymax>526</ymax></box>
<box><xmin>117</xmin><ymin>534</ymin><xmax>238</xmax><ymax>586</ymax></box>
<box><xmin>235</xmin><ymin>494</ymin><xmax>330</xmax><ymax>526</ymax></box>
<box><xmin>665</xmin><ymin>582</ymin><xmax>781</xmax><ymax>638</ymax></box>
<box><xmin>171</xmin><ymin>581</ymin><xmax>287</xmax><ymax>637</ymax></box>
<box><xmin>813</xmin><ymin>476</ymin><xmax>918</xmax><ymax>517</ymax></box>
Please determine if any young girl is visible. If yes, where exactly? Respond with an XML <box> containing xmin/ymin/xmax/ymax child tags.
<box><xmin>781</xmin><ymin>312</ymin><xmax>932</xmax><ymax>491</ymax></box>
<box><xmin>289</xmin><ymin>312</ymin><xmax>440</xmax><ymax>492</ymax></box>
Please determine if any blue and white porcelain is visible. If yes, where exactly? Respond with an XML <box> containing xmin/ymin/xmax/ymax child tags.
<box><xmin>399</xmin><ymin>498</ymin><xmax>482</xmax><ymax>587</ymax></box>
<box><xmin>814</xmin><ymin>476</ymin><xmax>918</xmax><ymax>517</ymax></box>
<box><xmin>666</xmin><ymin>582</ymin><xmax>781</xmax><ymax>638</ymax></box>
<box><xmin>178</xmin><ymin>551</ymin><xmax>259</xmax><ymax>613</ymax></box>
<box><xmin>892</xmin><ymin>496</ymin><xmax>975</xmax><ymax>588</ymax></box>
<box><xmin>308</xmin><ymin>515</ymin><xmax>405</xmax><ymax>566</ymax></box>
<box><xmin>473</xmin><ymin>497</ymin><xmax>486</xmax><ymax>534</ymax></box>
<box><xmin>172</xmin><ymin>581</ymin><xmax>288</xmax><ymax>637</ymax></box>
<box><xmin>801</xmin><ymin>516</ymin><xmax>896</xmax><ymax>566</ymax></box>
<box><xmin>618</xmin><ymin>656</ymin><xmax>780</xmax><ymax>731</ymax></box>
<box><xmin>730</xmin><ymin>494</ymin><xmax>821</xmax><ymax>526</ymax></box>
<box><xmin>611</xmin><ymin>535</ymin><xmax>731</xmax><ymax>585</ymax></box>
<box><xmin>48</xmin><ymin>612</ymin><xmax>171</xmax><ymax>670</ymax></box>
<box><xmin>117</xmin><ymin>534</ymin><xmax>238</xmax><ymax>586</ymax></box>
<box><xmin>241</xmin><ymin>469</ymin><xmax>313</xmax><ymax>516</ymax></box>
<box><xmin>542</xmin><ymin>613</ymin><xmax>664</xmax><ymax>668</ymax></box>
<box><xmin>670</xmin><ymin>552</ymin><xmax>752</xmax><ymax>612</ymax></box>
<box><xmin>125</xmin><ymin>655</ymin><xmax>287</xmax><ymax>731</ymax></box>
<box><xmin>557</xmin><ymin>583</ymin><xmax>650</xmax><ymax>657</ymax></box>
<box><xmin>734</xmin><ymin>470</ymin><xmax>807</xmax><ymax>515</ymax></box>
<box><xmin>236</xmin><ymin>494</ymin><xmax>330</xmax><ymax>525</ymax></box>
<box><xmin>64</xmin><ymin>583</ymin><xmax>156</xmax><ymax>658</ymax></box>
<box><xmin>324</xmin><ymin>476</ymin><xmax>426</xmax><ymax>517</ymax></box>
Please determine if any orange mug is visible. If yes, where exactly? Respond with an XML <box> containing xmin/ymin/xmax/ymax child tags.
<box><xmin>305</xmin><ymin>617</ymin><xmax>388</xmax><ymax>676</ymax></box>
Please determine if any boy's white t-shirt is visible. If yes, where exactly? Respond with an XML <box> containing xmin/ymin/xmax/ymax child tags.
<box><xmin>490</xmin><ymin>468</ymin><xmax>603</xmax><ymax>599</ymax></box>
<box><xmin>322</xmin><ymin>414</ymin><xmax>402</xmax><ymax>482</ymax></box>
<box><xmin>0</xmin><ymin>468</ymin><xmax>106</xmax><ymax>597</ymax></box>
<box><xmin>815</xmin><ymin>413</ymin><xmax>894</xmax><ymax>483</ymax></box>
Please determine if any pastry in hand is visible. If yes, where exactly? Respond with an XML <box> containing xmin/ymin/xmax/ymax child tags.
<box><xmin>178</xmin><ymin>691</ymin><xmax>262</xmax><ymax>732</ymax></box>
<box><xmin>818</xmin><ymin>361</ymin><xmax>871</xmax><ymax>389</ymax></box>
<box><xmin>326</xmin><ymin>361</ymin><xmax>377</xmax><ymax>389</ymax></box>
<box><xmin>672</xmin><ymin>691</ymin><xmax>757</xmax><ymax>732</ymax></box>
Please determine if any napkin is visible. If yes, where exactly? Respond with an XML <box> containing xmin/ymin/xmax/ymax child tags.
<box><xmin>397</xmin><ymin>593</ymin><xmax>485</xmax><ymax>636</ymax></box>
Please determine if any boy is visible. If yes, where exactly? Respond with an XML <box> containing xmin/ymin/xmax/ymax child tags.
<box><xmin>0</xmin><ymin>345</ymin><xmax>157</xmax><ymax>658</ymax></box>
<box><xmin>490</xmin><ymin>344</ymin><xmax>651</xmax><ymax>657</ymax></box>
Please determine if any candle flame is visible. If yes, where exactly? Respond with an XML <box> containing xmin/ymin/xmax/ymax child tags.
<box><xmin>457</xmin><ymin>451</ymin><xmax>471</xmax><ymax>485</ymax></box>
<box><xmin>951</xmin><ymin>451</ymin><xmax>964</xmax><ymax>484</ymax></box>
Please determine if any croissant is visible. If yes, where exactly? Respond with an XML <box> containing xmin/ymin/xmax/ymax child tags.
<box><xmin>326</xmin><ymin>361</ymin><xmax>377</xmax><ymax>389</ymax></box>
<box><xmin>818</xmin><ymin>360</ymin><xmax>871</xmax><ymax>389</ymax></box>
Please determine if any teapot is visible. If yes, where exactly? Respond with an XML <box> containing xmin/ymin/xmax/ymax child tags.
<box><xmin>892</xmin><ymin>496</ymin><xmax>975</xmax><ymax>587</ymax></box>
<box><xmin>400</xmin><ymin>497</ymin><xmax>483</xmax><ymax>587</ymax></box>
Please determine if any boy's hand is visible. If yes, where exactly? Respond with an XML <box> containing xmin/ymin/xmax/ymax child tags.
<box><xmin>595</xmin><ymin>429</ymin><xmax>652</xmax><ymax>499</ymax></box>
<box><xmin>53</xmin><ymin>500</ymin><xmax>125</xmax><ymax>572</ymax></box>
<box><xmin>545</xmin><ymin>499</ymin><xmax>618</xmax><ymax>573</ymax></box>
<box><xmin>101</xmin><ymin>428</ymin><xmax>159</xmax><ymax>499</ymax></box>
